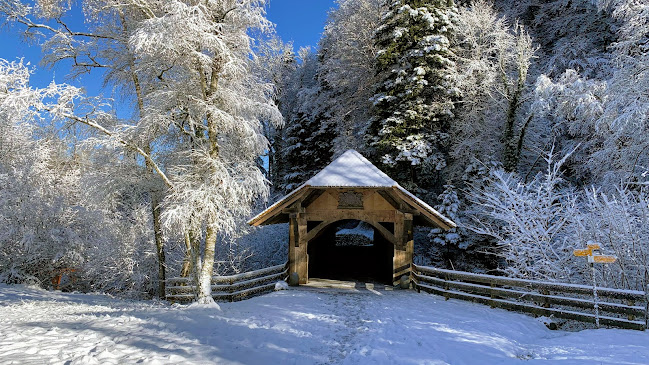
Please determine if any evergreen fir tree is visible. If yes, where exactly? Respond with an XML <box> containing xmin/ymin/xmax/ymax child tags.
<box><xmin>428</xmin><ymin>184</ymin><xmax>463</xmax><ymax>248</ymax></box>
<box><xmin>279</xmin><ymin>50</ymin><xmax>335</xmax><ymax>192</ymax></box>
<box><xmin>369</xmin><ymin>0</ymin><xmax>459</xmax><ymax>191</ymax></box>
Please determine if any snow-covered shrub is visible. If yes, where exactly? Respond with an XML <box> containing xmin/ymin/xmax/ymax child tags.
<box><xmin>79</xmin><ymin>185</ymin><xmax>160</xmax><ymax>297</ymax></box>
<box><xmin>467</xmin><ymin>148</ymin><xmax>580</xmax><ymax>281</ymax></box>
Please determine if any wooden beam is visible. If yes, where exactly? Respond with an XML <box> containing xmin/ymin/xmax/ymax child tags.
<box><xmin>377</xmin><ymin>189</ymin><xmax>401</xmax><ymax>210</ymax></box>
<box><xmin>368</xmin><ymin>219</ymin><xmax>398</xmax><ymax>246</ymax></box>
<box><xmin>303</xmin><ymin>210</ymin><xmax>396</xmax><ymax>223</ymax></box>
<box><xmin>392</xmin><ymin>187</ymin><xmax>452</xmax><ymax>230</ymax></box>
<box><xmin>302</xmin><ymin>189</ymin><xmax>325</xmax><ymax>208</ymax></box>
<box><xmin>249</xmin><ymin>185</ymin><xmax>310</xmax><ymax>226</ymax></box>
<box><xmin>303</xmin><ymin>220</ymin><xmax>336</xmax><ymax>243</ymax></box>
<box><xmin>300</xmin><ymin>217</ymin><xmax>398</xmax><ymax>247</ymax></box>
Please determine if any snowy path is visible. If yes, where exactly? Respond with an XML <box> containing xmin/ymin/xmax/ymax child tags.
<box><xmin>0</xmin><ymin>284</ymin><xmax>648</xmax><ymax>364</ymax></box>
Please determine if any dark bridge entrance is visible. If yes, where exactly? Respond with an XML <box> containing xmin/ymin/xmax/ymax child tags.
<box><xmin>308</xmin><ymin>220</ymin><xmax>393</xmax><ymax>284</ymax></box>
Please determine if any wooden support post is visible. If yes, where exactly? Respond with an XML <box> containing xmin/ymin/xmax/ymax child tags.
<box><xmin>392</xmin><ymin>212</ymin><xmax>406</xmax><ymax>285</ymax></box>
<box><xmin>405</xmin><ymin>213</ymin><xmax>414</xmax><ymax>284</ymax></box>
<box><xmin>296</xmin><ymin>214</ymin><xmax>308</xmax><ymax>284</ymax></box>
<box><xmin>288</xmin><ymin>214</ymin><xmax>297</xmax><ymax>279</ymax></box>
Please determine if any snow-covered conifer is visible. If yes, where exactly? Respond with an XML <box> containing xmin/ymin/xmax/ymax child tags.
<box><xmin>278</xmin><ymin>48</ymin><xmax>335</xmax><ymax>192</ymax></box>
<box><xmin>368</xmin><ymin>0</ymin><xmax>459</xmax><ymax>189</ymax></box>
<box><xmin>428</xmin><ymin>185</ymin><xmax>463</xmax><ymax>248</ymax></box>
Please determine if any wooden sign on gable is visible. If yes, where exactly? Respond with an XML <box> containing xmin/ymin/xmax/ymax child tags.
<box><xmin>338</xmin><ymin>191</ymin><xmax>364</xmax><ymax>209</ymax></box>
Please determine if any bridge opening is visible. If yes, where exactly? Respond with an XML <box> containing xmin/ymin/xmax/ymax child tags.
<box><xmin>307</xmin><ymin>220</ymin><xmax>393</xmax><ymax>284</ymax></box>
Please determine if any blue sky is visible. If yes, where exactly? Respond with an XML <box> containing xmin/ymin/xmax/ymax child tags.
<box><xmin>0</xmin><ymin>0</ymin><xmax>336</xmax><ymax>92</ymax></box>
<box><xmin>266</xmin><ymin>0</ymin><xmax>336</xmax><ymax>51</ymax></box>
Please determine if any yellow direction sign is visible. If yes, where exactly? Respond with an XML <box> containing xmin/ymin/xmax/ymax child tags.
<box><xmin>573</xmin><ymin>243</ymin><xmax>601</xmax><ymax>257</ymax></box>
<box><xmin>587</xmin><ymin>243</ymin><xmax>601</xmax><ymax>250</ymax></box>
<box><xmin>573</xmin><ymin>248</ymin><xmax>592</xmax><ymax>257</ymax></box>
<box><xmin>589</xmin><ymin>255</ymin><xmax>617</xmax><ymax>264</ymax></box>
<box><xmin>574</xmin><ymin>243</ymin><xmax>617</xmax><ymax>264</ymax></box>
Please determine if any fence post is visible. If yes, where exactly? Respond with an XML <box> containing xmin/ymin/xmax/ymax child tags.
<box><xmin>490</xmin><ymin>280</ymin><xmax>495</xmax><ymax>308</ymax></box>
<box><xmin>541</xmin><ymin>289</ymin><xmax>551</xmax><ymax>308</ymax></box>
<box><xmin>644</xmin><ymin>284</ymin><xmax>649</xmax><ymax>329</ymax></box>
<box><xmin>444</xmin><ymin>271</ymin><xmax>450</xmax><ymax>301</ymax></box>
<box><xmin>627</xmin><ymin>299</ymin><xmax>635</xmax><ymax>321</ymax></box>
<box><xmin>229</xmin><ymin>276</ymin><xmax>235</xmax><ymax>302</ymax></box>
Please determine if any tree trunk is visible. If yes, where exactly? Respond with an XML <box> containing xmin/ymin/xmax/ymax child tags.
<box><xmin>197</xmin><ymin>224</ymin><xmax>218</xmax><ymax>303</ymax></box>
<box><xmin>144</xmin><ymin>143</ymin><xmax>166</xmax><ymax>299</ymax></box>
<box><xmin>181</xmin><ymin>231</ymin><xmax>193</xmax><ymax>277</ymax></box>
<box><xmin>150</xmin><ymin>192</ymin><xmax>165</xmax><ymax>298</ymax></box>
<box><xmin>193</xmin><ymin>55</ymin><xmax>223</xmax><ymax>304</ymax></box>
<box><xmin>503</xmin><ymin>77</ymin><xmax>525</xmax><ymax>172</ymax></box>
<box><xmin>124</xmin><ymin>13</ymin><xmax>168</xmax><ymax>298</ymax></box>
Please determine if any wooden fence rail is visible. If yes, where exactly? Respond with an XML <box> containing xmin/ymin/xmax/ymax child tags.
<box><xmin>412</xmin><ymin>264</ymin><xmax>648</xmax><ymax>331</ymax></box>
<box><xmin>166</xmin><ymin>262</ymin><xmax>289</xmax><ymax>303</ymax></box>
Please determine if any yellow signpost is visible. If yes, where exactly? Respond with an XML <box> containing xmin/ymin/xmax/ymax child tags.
<box><xmin>573</xmin><ymin>243</ymin><xmax>617</xmax><ymax>328</ymax></box>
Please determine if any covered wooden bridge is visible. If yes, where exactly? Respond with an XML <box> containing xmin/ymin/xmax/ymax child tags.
<box><xmin>248</xmin><ymin>150</ymin><xmax>456</xmax><ymax>285</ymax></box>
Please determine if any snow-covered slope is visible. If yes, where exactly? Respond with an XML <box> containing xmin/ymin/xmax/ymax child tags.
<box><xmin>0</xmin><ymin>284</ymin><xmax>647</xmax><ymax>364</ymax></box>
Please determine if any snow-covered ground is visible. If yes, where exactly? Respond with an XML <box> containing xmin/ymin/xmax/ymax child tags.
<box><xmin>0</xmin><ymin>284</ymin><xmax>647</xmax><ymax>365</ymax></box>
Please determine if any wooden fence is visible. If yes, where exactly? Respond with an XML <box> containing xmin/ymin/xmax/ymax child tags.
<box><xmin>166</xmin><ymin>263</ymin><xmax>288</xmax><ymax>303</ymax></box>
<box><xmin>412</xmin><ymin>264</ymin><xmax>648</xmax><ymax>331</ymax></box>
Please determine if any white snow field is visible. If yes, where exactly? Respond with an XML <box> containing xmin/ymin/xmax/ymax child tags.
<box><xmin>0</xmin><ymin>284</ymin><xmax>648</xmax><ymax>365</ymax></box>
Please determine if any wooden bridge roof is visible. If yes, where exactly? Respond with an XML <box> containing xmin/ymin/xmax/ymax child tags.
<box><xmin>248</xmin><ymin>150</ymin><xmax>456</xmax><ymax>230</ymax></box>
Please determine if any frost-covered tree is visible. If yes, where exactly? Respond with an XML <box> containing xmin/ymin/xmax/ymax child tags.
<box><xmin>0</xmin><ymin>60</ymin><xmax>86</xmax><ymax>284</ymax></box>
<box><xmin>532</xmin><ymin>69</ymin><xmax>606</xmax><ymax>182</ymax></box>
<box><xmin>531</xmin><ymin>1</ymin><xmax>649</xmax><ymax>186</ymax></box>
<box><xmin>0</xmin><ymin>0</ymin><xmax>179</xmax><ymax>297</ymax></box>
<box><xmin>318</xmin><ymin>0</ymin><xmax>387</xmax><ymax>154</ymax></box>
<box><xmin>589</xmin><ymin>0</ymin><xmax>649</xmax><ymax>186</ymax></box>
<box><xmin>495</xmin><ymin>0</ymin><xmax>616</xmax><ymax>79</ymax></box>
<box><xmin>1</xmin><ymin>0</ymin><xmax>281</xmax><ymax>303</ymax></box>
<box><xmin>125</xmin><ymin>0</ymin><xmax>281</xmax><ymax>303</ymax></box>
<box><xmin>369</xmin><ymin>0</ymin><xmax>459</xmax><ymax>189</ymax></box>
<box><xmin>254</xmin><ymin>36</ymin><xmax>296</xmax><ymax>191</ymax></box>
<box><xmin>0</xmin><ymin>60</ymin><xmax>148</xmax><ymax>292</ymax></box>
<box><xmin>451</xmin><ymin>1</ymin><xmax>536</xmax><ymax>175</ymax></box>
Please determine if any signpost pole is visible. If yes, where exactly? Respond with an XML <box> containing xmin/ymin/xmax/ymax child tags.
<box><xmin>591</xmin><ymin>262</ymin><xmax>600</xmax><ymax>328</ymax></box>
<box><xmin>574</xmin><ymin>242</ymin><xmax>616</xmax><ymax>329</ymax></box>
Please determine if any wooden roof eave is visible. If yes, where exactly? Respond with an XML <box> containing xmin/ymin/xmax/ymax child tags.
<box><xmin>390</xmin><ymin>187</ymin><xmax>456</xmax><ymax>230</ymax></box>
<box><xmin>248</xmin><ymin>185</ymin><xmax>311</xmax><ymax>226</ymax></box>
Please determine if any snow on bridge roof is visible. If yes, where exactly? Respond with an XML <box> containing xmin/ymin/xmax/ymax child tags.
<box><xmin>248</xmin><ymin>150</ymin><xmax>455</xmax><ymax>229</ymax></box>
<box><xmin>305</xmin><ymin>149</ymin><xmax>396</xmax><ymax>187</ymax></box>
